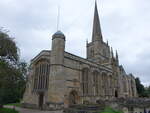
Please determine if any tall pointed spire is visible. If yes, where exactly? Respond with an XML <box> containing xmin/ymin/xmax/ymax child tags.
<box><xmin>116</xmin><ymin>50</ymin><xmax>118</xmax><ymax>60</ymax></box>
<box><xmin>116</xmin><ymin>50</ymin><xmax>119</xmax><ymax>65</ymax></box>
<box><xmin>107</xmin><ymin>40</ymin><xmax>109</xmax><ymax>45</ymax></box>
<box><xmin>111</xmin><ymin>47</ymin><xmax>114</xmax><ymax>58</ymax></box>
<box><xmin>92</xmin><ymin>0</ymin><xmax>103</xmax><ymax>42</ymax></box>
<box><xmin>86</xmin><ymin>38</ymin><xmax>88</xmax><ymax>45</ymax></box>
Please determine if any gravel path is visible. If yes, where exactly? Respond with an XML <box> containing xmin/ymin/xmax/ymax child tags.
<box><xmin>5</xmin><ymin>106</ymin><xmax>62</xmax><ymax>113</ymax></box>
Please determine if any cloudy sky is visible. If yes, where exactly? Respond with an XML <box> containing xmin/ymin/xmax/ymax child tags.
<box><xmin>0</xmin><ymin>0</ymin><xmax>150</xmax><ymax>86</ymax></box>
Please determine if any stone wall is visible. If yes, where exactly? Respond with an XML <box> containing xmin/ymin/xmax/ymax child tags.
<box><xmin>104</xmin><ymin>98</ymin><xmax>150</xmax><ymax>113</ymax></box>
<box><xmin>22</xmin><ymin>49</ymin><xmax>138</xmax><ymax>110</ymax></box>
<box><xmin>63</xmin><ymin>98</ymin><xmax>150</xmax><ymax>113</ymax></box>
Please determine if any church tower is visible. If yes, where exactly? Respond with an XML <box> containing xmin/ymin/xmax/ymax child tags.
<box><xmin>51</xmin><ymin>31</ymin><xmax>65</xmax><ymax>65</ymax></box>
<box><xmin>87</xmin><ymin>1</ymin><xmax>110</xmax><ymax>64</ymax></box>
<box><xmin>48</xmin><ymin>31</ymin><xmax>66</xmax><ymax>106</ymax></box>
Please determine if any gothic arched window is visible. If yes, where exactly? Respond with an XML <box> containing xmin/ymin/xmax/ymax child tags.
<box><xmin>90</xmin><ymin>48</ymin><xmax>94</xmax><ymax>57</ymax></box>
<box><xmin>82</xmin><ymin>68</ymin><xmax>89</xmax><ymax>95</ymax></box>
<box><xmin>103</xmin><ymin>49</ymin><xmax>106</xmax><ymax>56</ymax></box>
<box><xmin>102</xmin><ymin>72</ymin><xmax>108</xmax><ymax>96</ymax></box>
<box><xmin>33</xmin><ymin>60</ymin><xmax>50</xmax><ymax>91</ymax></box>
<box><xmin>93</xmin><ymin>71</ymin><xmax>99</xmax><ymax>95</ymax></box>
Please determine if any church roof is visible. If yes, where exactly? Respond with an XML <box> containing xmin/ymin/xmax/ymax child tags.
<box><xmin>54</xmin><ymin>30</ymin><xmax>64</xmax><ymax>36</ymax></box>
<box><xmin>52</xmin><ymin>30</ymin><xmax>65</xmax><ymax>39</ymax></box>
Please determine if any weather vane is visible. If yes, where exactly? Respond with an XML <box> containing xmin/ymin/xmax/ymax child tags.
<box><xmin>57</xmin><ymin>5</ymin><xmax>60</xmax><ymax>31</ymax></box>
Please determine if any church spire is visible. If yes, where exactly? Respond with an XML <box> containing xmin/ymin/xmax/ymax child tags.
<box><xmin>92</xmin><ymin>0</ymin><xmax>103</xmax><ymax>42</ymax></box>
<box><xmin>111</xmin><ymin>47</ymin><xmax>114</xmax><ymax>58</ymax></box>
<box><xmin>116</xmin><ymin>50</ymin><xmax>118</xmax><ymax>60</ymax></box>
<box><xmin>116</xmin><ymin>50</ymin><xmax>119</xmax><ymax>65</ymax></box>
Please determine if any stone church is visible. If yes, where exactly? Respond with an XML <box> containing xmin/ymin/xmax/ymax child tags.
<box><xmin>22</xmin><ymin>2</ymin><xmax>137</xmax><ymax>110</ymax></box>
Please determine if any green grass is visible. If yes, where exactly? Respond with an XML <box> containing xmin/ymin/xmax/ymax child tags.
<box><xmin>5</xmin><ymin>103</ymin><xmax>21</xmax><ymax>107</ymax></box>
<box><xmin>0</xmin><ymin>108</ymin><xmax>19</xmax><ymax>113</ymax></box>
<box><xmin>101</xmin><ymin>107</ymin><xmax>123</xmax><ymax>113</ymax></box>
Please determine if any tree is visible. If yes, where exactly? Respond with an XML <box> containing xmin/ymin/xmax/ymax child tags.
<box><xmin>0</xmin><ymin>30</ymin><xmax>18</xmax><ymax>63</ymax></box>
<box><xmin>148</xmin><ymin>86</ymin><xmax>150</xmax><ymax>97</ymax></box>
<box><xmin>17</xmin><ymin>62</ymin><xmax>28</xmax><ymax>99</ymax></box>
<box><xmin>135</xmin><ymin>77</ymin><xmax>147</xmax><ymax>97</ymax></box>
<box><xmin>0</xmin><ymin>29</ymin><xmax>27</xmax><ymax>108</ymax></box>
<box><xmin>145</xmin><ymin>86</ymin><xmax>150</xmax><ymax>97</ymax></box>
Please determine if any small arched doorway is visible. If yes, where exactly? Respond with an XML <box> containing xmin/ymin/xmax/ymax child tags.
<box><xmin>69</xmin><ymin>90</ymin><xmax>79</xmax><ymax>106</ymax></box>
<box><xmin>115</xmin><ymin>90</ymin><xmax>118</xmax><ymax>98</ymax></box>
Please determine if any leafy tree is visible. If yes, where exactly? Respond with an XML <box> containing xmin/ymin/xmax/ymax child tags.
<box><xmin>0</xmin><ymin>30</ymin><xmax>18</xmax><ymax>63</ymax></box>
<box><xmin>135</xmin><ymin>77</ymin><xmax>148</xmax><ymax>97</ymax></box>
<box><xmin>0</xmin><ymin>29</ymin><xmax>27</xmax><ymax>108</ymax></box>
<box><xmin>17</xmin><ymin>62</ymin><xmax>28</xmax><ymax>99</ymax></box>
<box><xmin>145</xmin><ymin>86</ymin><xmax>150</xmax><ymax>97</ymax></box>
<box><xmin>148</xmin><ymin>86</ymin><xmax>150</xmax><ymax>97</ymax></box>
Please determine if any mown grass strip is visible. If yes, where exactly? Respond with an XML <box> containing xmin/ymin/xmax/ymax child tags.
<box><xmin>5</xmin><ymin>103</ymin><xmax>21</xmax><ymax>107</ymax></box>
<box><xmin>101</xmin><ymin>107</ymin><xmax>123</xmax><ymax>113</ymax></box>
<box><xmin>0</xmin><ymin>108</ymin><xmax>19</xmax><ymax>113</ymax></box>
